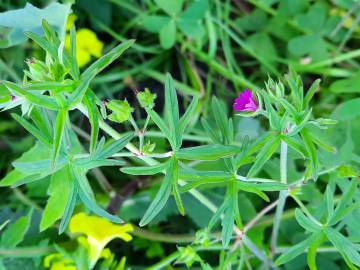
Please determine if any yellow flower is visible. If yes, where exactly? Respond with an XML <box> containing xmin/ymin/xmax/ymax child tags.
<box><xmin>43</xmin><ymin>253</ymin><xmax>76</xmax><ymax>270</ymax></box>
<box><xmin>69</xmin><ymin>212</ymin><xmax>133</xmax><ymax>267</ymax></box>
<box><xmin>65</xmin><ymin>28</ymin><xmax>104</xmax><ymax>68</ymax></box>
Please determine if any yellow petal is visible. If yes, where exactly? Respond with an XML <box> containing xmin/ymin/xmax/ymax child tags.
<box><xmin>69</xmin><ymin>212</ymin><xmax>133</xmax><ymax>244</ymax></box>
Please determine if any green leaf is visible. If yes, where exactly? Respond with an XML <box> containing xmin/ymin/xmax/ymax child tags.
<box><xmin>68</xmin><ymin>25</ymin><xmax>80</xmax><ymax>80</ymax></box>
<box><xmin>325</xmin><ymin>228</ymin><xmax>360</xmax><ymax>267</ymax></box>
<box><xmin>59</xmin><ymin>179</ymin><xmax>77</xmax><ymax>234</ymax></box>
<box><xmin>211</xmin><ymin>96</ymin><xmax>230</xmax><ymax>144</ymax></box>
<box><xmin>300</xmin><ymin>129</ymin><xmax>318</xmax><ymax>180</ymax></box>
<box><xmin>40</xmin><ymin>166</ymin><xmax>71</xmax><ymax>231</ymax></box>
<box><xmin>11</xmin><ymin>113</ymin><xmax>51</xmax><ymax>146</ymax></box>
<box><xmin>176</xmin><ymin>144</ymin><xmax>240</xmax><ymax>161</ymax></box>
<box><xmin>294</xmin><ymin>209</ymin><xmax>321</xmax><ymax>233</ymax></box>
<box><xmin>51</xmin><ymin>109</ymin><xmax>67</xmax><ymax>167</ymax></box>
<box><xmin>1</xmin><ymin>210</ymin><xmax>33</xmax><ymax>248</ymax></box>
<box><xmin>236</xmin><ymin>182</ymin><xmax>269</xmax><ymax>202</ymax></box>
<box><xmin>179</xmin><ymin>176</ymin><xmax>232</xmax><ymax>193</ymax></box>
<box><xmin>179</xmin><ymin>168</ymin><xmax>233</xmax><ymax>182</ymax></box>
<box><xmin>139</xmin><ymin>157</ymin><xmax>177</xmax><ymax>227</ymax></box>
<box><xmin>121</xmin><ymin>162</ymin><xmax>169</xmax><ymax>175</ymax></box>
<box><xmin>155</xmin><ymin>0</ymin><xmax>184</xmax><ymax>16</ymax></box>
<box><xmin>146</xmin><ymin>108</ymin><xmax>172</xmax><ymax>146</ymax></box>
<box><xmin>236</xmin><ymin>180</ymin><xmax>287</xmax><ymax>192</ymax></box>
<box><xmin>4</xmin><ymin>81</ymin><xmax>60</xmax><ymax>110</ymax></box>
<box><xmin>275</xmin><ymin>233</ymin><xmax>321</xmax><ymax>266</ymax></box>
<box><xmin>282</xmin><ymin>136</ymin><xmax>307</xmax><ymax>158</ymax></box>
<box><xmin>0</xmin><ymin>3</ymin><xmax>71</xmax><ymax>48</ymax></box>
<box><xmin>160</xmin><ymin>20</ymin><xmax>176</xmax><ymax>49</ymax></box>
<box><xmin>95</xmin><ymin>133</ymin><xmax>133</xmax><ymax>159</ymax></box>
<box><xmin>68</xmin><ymin>40</ymin><xmax>134</xmax><ymax>106</ymax></box>
<box><xmin>221</xmin><ymin>198</ymin><xmax>234</xmax><ymax>247</ymax></box>
<box><xmin>173</xmin><ymin>184</ymin><xmax>185</xmax><ymax>216</ymax></box>
<box><xmin>333</xmin><ymin>98</ymin><xmax>360</xmax><ymax>120</ymax></box>
<box><xmin>142</xmin><ymin>15</ymin><xmax>170</xmax><ymax>33</ymax></box>
<box><xmin>73</xmin><ymin>165</ymin><xmax>122</xmax><ymax>224</ymax></box>
<box><xmin>84</xmin><ymin>92</ymin><xmax>99</xmax><ymax>153</ymax></box>
<box><xmin>304</xmin><ymin>79</ymin><xmax>321</xmax><ymax>108</ymax></box>
<box><xmin>179</xmin><ymin>96</ymin><xmax>198</xmax><ymax>135</ymax></box>
<box><xmin>164</xmin><ymin>73</ymin><xmax>180</xmax><ymax>148</ymax></box>
<box><xmin>247</xmin><ymin>135</ymin><xmax>281</xmax><ymax>177</ymax></box>
<box><xmin>329</xmin><ymin>178</ymin><xmax>358</xmax><ymax>225</ymax></box>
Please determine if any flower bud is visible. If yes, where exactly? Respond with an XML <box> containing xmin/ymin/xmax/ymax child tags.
<box><xmin>137</xmin><ymin>88</ymin><xmax>156</xmax><ymax>109</ymax></box>
<box><xmin>107</xmin><ymin>99</ymin><xmax>134</xmax><ymax>123</ymax></box>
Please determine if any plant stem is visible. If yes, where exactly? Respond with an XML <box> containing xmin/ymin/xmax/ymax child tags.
<box><xmin>270</xmin><ymin>139</ymin><xmax>288</xmax><ymax>255</ymax></box>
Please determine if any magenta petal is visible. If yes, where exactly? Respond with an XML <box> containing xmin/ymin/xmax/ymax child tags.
<box><xmin>233</xmin><ymin>89</ymin><xmax>258</xmax><ymax>112</ymax></box>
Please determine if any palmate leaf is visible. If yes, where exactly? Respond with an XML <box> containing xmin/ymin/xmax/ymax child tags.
<box><xmin>139</xmin><ymin>157</ymin><xmax>176</xmax><ymax>227</ymax></box>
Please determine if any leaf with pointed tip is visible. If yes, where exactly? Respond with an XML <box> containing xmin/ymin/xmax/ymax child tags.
<box><xmin>139</xmin><ymin>157</ymin><xmax>177</xmax><ymax>227</ymax></box>
<box><xmin>179</xmin><ymin>96</ymin><xmax>198</xmax><ymax>136</ymax></box>
<box><xmin>247</xmin><ymin>135</ymin><xmax>281</xmax><ymax>177</ymax></box>
<box><xmin>176</xmin><ymin>144</ymin><xmax>240</xmax><ymax>161</ymax></box>
<box><xmin>40</xmin><ymin>166</ymin><xmax>71</xmax><ymax>231</ymax></box>
<box><xmin>300</xmin><ymin>128</ymin><xmax>318</xmax><ymax>180</ymax></box>
<box><xmin>51</xmin><ymin>109</ymin><xmax>67</xmax><ymax>167</ymax></box>
<box><xmin>221</xmin><ymin>198</ymin><xmax>234</xmax><ymax>247</ymax></box>
<box><xmin>96</xmin><ymin>133</ymin><xmax>133</xmax><ymax>160</ymax></box>
<box><xmin>121</xmin><ymin>161</ymin><xmax>169</xmax><ymax>176</ymax></box>
<box><xmin>84</xmin><ymin>91</ymin><xmax>99</xmax><ymax>153</ymax></box>
<box><xmin>59</xmin><ymin>178</ymin><xmax>77</xmax><ymax>234</ymax></box>
<box><xmin>294</xmin><ymin>209</ymin><xmax>321</xmax><ymax>233</ymax></box>
<box><xmin>275</xmin><ymin>233</ymin><xmax>321</xmax><ymax>266</ymax></box>
<box><xmin>1</xmin><ymin>209</ymin><xmax>33</xmax><ymax>248</ymax></box>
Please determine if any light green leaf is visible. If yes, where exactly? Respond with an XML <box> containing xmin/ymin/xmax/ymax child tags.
<box><xmin>221</xmin><ymin>198</ymin><xmax>234</xmax><ymax>247</ymax></box>
<box><xmin>294</xmin><ymin>209</ymin><xmax>321</xmax><ymax>233</ymax></box>
<box><xmin>1</xmin><ymin>210</ymin><xmax>33</xmax><ymax>248</ymax></box>
<box><xmin>40</xmin><ymin>166</ymin><xmax>71</xmax><ymax>231</ymax></box>
<box><xmin>300</xmin><ymin>128</ymin><xmax>318</xmax><ymax>180</ymax></box>
<box><xmin>155</xmin><ymin>0</ymin><xmax>184</xmax><ymax>16</ymax></box>
<box><xmin>142</xmin><ymin>15</ymin><xmax>170</xmax><ymax>33</ymax></box>
<box><xmin>51</xmin><ymin>109</ymin><xmax>67</xmax><ymax>167</ymax></box>
<box><xmin>176</xmin><ymin>144</ymin><xmax>240</xmax><ymax>161</ymax></box>
<box><xmin>275</xmin><ymin>233</ymin><xmax>321</xmax><ymax>266</ymax></box>
<box><xmin>84</xmin><ymin>91</ymin><xmax>99</xmax><ymax>153</ymax></box>
<box><xmin>139</xmin><ymin>157</ymin><xmax>177</xmax><ymax>227</ymax></box>
<box><xmin>121</xmin><ymin>162</ymin><xmax>169</xmax><ymax>176</ymax></box>
<box><xmin>59</xmin><ymin>179</ymin><xmax>77</xmax><ymax>234</ymax></box>
<box><xmin>160</xmin><ymin>20</ymin><xmax>176</xmax><ymax>49</ymax></box>
<box><xmin>325</xmin><ymin>227</ymin><xmax>360</xmax><ymax>267</ymax></box>
<box><xmin>247</xmin><ymin>135</ymin><xmax>281</xmax><ymax>177</ymax></box>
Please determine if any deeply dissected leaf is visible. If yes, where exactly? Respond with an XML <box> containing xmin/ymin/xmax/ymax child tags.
<box><xmin>139</xmin><ymin>157</ymin><xmax>177</xmax><ymax>227</ymax></box>
<box><xmin>40</xmin><ymin>166</ymin><xmax>71</xmax><ymax>231</ymax></box>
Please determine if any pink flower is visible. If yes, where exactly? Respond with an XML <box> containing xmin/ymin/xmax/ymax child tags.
<box><xmin>11</xmin><ymin>95</ymin><xmax>16</xmax><ymax>101</ymax></box>
<box><xmin>233</xmin><ymin>89</ymin><xmax>257</xmax><ymax>112</ymax></box>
